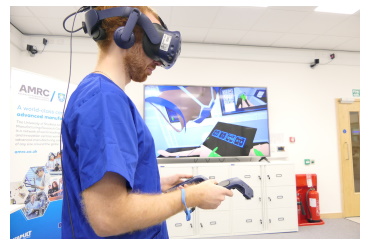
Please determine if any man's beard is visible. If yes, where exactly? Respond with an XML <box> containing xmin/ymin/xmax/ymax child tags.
<box><xmin>124</xmin><ymin>43</ymin><xmax>154</xmax><ymax>83</ymax></box>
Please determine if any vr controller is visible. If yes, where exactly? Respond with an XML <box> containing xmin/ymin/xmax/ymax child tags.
<box><xmin>165</xmin><ymin>175</ymin><xmax>254</xmax><ymax>199</ymax></box>
<box><xmin>217</xmin><ymin>177</ymin><xmax>253</xmax><ymax>199</ymax></box>
<box><xmin>165</xmin><ymin>175</ymin><xmax>208</xmax><ymax>193</ymax></box>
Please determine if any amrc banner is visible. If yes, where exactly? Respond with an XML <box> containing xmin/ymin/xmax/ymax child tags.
<box><xmin>10</xmin><ymin>68</ymin><xmax>76</xmax><ymax>239</ymax></box>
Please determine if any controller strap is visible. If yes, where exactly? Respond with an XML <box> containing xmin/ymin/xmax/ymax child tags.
<box><xmin>181</xmin><ymin>189</ymin><xmax>192</xmax><ymax>221</ymax></box>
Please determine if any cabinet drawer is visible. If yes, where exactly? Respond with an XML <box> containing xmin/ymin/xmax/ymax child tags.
<box><xmin>232</xmin><ymin>209</ymin><xmax>264</xmax><ymax>233</ymax></box>
<box><xmin>197</xmin><ymin>166</ymin><xmax>230</xmax><ymax>181</ymax></box>
<box><xmin>231</xmin><ymin>165</ymin><xmax>262</xmax><ymax>188</ymax></box>
<box><xmin>166</xmin><ymin>213</ymin><xmax>195</xmax><ymax>238</ymax></box>
<box><xmin>265</xmin><ymin>186</ymin><xmax>296</xmax><ymax>208</ymax></box>
<box><xmin>266</xmin><ymin>207</ymin><xmax>298</xmax><ymax>232</ymax></box>
<box><xmin>198</xmin><ymin>210</ymin><xmax>230</xmax><ymax>236</ymax></box>
<box><xmin>264</xmin><ymin>165</ymin><xmax>295</xmax><ymax>186</ymax></box>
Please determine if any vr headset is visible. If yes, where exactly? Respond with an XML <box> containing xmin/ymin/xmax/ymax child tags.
<box><xmin>82</xmin><ymin>6</ymin><xmax>181</xmax><ymax>69</ymax></box>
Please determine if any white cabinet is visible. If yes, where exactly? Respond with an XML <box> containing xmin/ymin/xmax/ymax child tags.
<box><xmin>232</xmin><ymin>209</ymin><xmax>264</xmax><ymax>233</ymax></box>
<box><xmin>198</xmin><ymin>210</ymin><xmax>230</xmax><ymax>236</ymax></box>
<box><xmin>264</xmin><ymin>164</ymin><xmax>297</xmax><ymax>233</ymax></box>
<box><xmin>158</xmin><ymin>161</ymin><xmax>298</xmax><ymax>238</ymax></box>
<box><xmin>166</xmin><ymin>213</ymin><xmax>195</xmax><ymax>237</ymax></box>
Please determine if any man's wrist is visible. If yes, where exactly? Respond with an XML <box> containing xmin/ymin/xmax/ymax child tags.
<box><xmin>183</xmin><ymin>186</ymin><xmax>200</xmax><ymax>208</ymax></box>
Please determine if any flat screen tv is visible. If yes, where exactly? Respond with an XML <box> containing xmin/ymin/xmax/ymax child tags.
<box><xmin>144</xmin><ymin>85</ymin><xmax>270</xmax><ymax>159</ymax></box>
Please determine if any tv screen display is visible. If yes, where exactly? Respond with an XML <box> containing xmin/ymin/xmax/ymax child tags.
<box><xmin>144</xmin><ymin>85</ymin><xmax>270</xmax><ymax>158</ymax></box>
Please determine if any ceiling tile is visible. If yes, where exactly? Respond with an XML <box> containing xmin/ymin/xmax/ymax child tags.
<box><xmin>272</xmin><ymin>33</ymin><xmax>318</xmax><ymax>48</ymax></box>
<box><xmin>303</xmin><ymin>35</ymin><xmax>353</xmax><ymax>50</ymax></box>
<box><xmin>211</xmin><ymin>6</ymin><xmax>266</xmax><ymax>30</ymax></box>
<box><xmin>204</xmin><ymin>29</ymin><xmax>246</xmax><ymax>45</ymax></box>
<box><xmin>251</xmin><ymin>9</ymin><xmax>311</xmax><ymax>32</ymax></box>
<box><xmin>26</xmin><ymin>6</ymin><xmax>80</xmax><ymax>19</ymax></box>
<box><xmin>152</xmin><ymin>6</ymin><xmax>172</xmax><ymax>24</ymax></box>
<box><xmin>10</xmin><ymin>16</ymin><xmax>50</xmax><ymax>35</ymax></box>
<box><xmin>239</xmin><ymin>31</ymin><xmax>283</xmax><ymax>46</ymax></box>
<box><xmin>9</xmin><ymin>6</ymin><xmax>361</xmax><ymax>52</ymax></box>
<box><xmin>10</xmin><ymin>6</ymin><xmax>34</xmax><ymax>17</ymax></box>
<box><xmin>174</xmin><ymin>26</ymin><xmax>209</xmax><ymax>43</ymax></box>
<box><xmin>171</xmin><ymin>6</ymin><xmax>220</xmax><ymax>28</ymax></box>
<box><xmin>268</xmin><ymin>6</ymin><xmax>317</xmax><ymax>12</ymax></box>
<box><xmin>326</xmin><ymin>15</ymin><xmax>360</xmax><ymax>37</ymax></box>
<box><xmin>289</xmin><ymin>12</ymin><xmax>349</xmax><ymax>35</ymax></box>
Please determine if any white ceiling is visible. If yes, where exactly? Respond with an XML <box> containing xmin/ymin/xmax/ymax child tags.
<box><xmin>10</xmin><ymin>6</ymin><xmax>360</xmax><ymax>52</ymax></box>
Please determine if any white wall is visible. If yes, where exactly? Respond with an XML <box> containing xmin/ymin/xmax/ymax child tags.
<box><xmin>10</xmin><ymin>25</ymin><xmax>360</xmax><ymax>215</ymax></box>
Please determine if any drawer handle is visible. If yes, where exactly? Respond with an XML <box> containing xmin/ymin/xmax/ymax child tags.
<box><xmin>210</xmin><ymin>221</ymin><xmax>217</xmax><ymax>226</ymax></box>
<box><xmin>246</xmin><ymin>219</ymin><xmax>252</xmax><ymax>223</ymax></box>
<box><xmin>278</xmin><ymin>217</ymin><xmax>285</xmax><ymax>221</ymax></box>
<box><xmin>244</xmin><ymin>175</ymin><xmax>251</xmax><ymax>178</ymax></box>
<box><xmin>276</xmin><ymin>174</ymin><xmax>282</xmax><ymax>177</ymax></box>
<box><xmin>277</xmin><ymin>195</ymin><xmax>284</xmax><ymax>199</ymax></box>
<box><xmin>190</xmin><ymin>223</ymin><xmax>193</xmax><ymax>228</ymax></box>
<box><xmin>175</xmin><ymin>223</ymin><xmax>182</xmax><ymax>227</ymax></box>
<box><xmin>209</xmin><ymin>176</ymin><xmax>215</xmax><ymax>179</ymax></box>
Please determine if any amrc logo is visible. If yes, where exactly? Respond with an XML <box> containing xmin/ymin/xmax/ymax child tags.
<box><xmin>19</xmin><ymin>84</ymin><xmax>50</xmax><ymax>101</ymax></box>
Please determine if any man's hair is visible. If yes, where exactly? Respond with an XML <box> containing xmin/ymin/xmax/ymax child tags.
<box><xmin>94</xmin><ymin>6</ymin><xmax>159</xmax><ymax>52</ymax></box>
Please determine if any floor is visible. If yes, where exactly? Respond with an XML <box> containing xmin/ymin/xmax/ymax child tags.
<box><xmin>346</xmin><ymin>216</ymin><xmax>360</xmax><ymax>223</ymax></box>
<box><xmin>200</xmin><ymin>217</ymin><xmax>360</xmax><ymax>239</ymax></box>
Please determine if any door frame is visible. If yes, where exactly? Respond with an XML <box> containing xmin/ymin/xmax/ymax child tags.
<box><xmin>336</xmin><ymin>98</ymin><xmax>360</xmax><ymax>217</ymax></box>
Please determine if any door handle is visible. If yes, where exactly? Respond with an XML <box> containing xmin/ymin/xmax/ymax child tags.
<box><xmin>345</xmin><ymin>142</ymin><xmax>350</xmax><ymax>160</ymax></box>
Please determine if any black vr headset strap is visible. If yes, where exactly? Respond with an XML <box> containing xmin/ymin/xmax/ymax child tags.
<box><xmin>86</xmin><ymin>7</ymin><xmax>162</xmax><ymax>45</ymax></box>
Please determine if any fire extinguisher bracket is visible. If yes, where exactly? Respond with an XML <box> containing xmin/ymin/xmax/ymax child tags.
<box><xmin>296</xmin><ymin>174</ymin><xmax>325</xmax><ymax>226</ymax></box>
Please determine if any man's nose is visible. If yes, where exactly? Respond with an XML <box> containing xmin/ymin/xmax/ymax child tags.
<box><xmin>153</xmin><ymin>60</ymin><xmax>162</xmax><ymax>66</ymax></box>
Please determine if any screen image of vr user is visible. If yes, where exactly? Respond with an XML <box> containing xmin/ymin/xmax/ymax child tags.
<box><xmin>144</xmin><ymin>85</ymin><xmax>270</xmax><ymax>158</ymax></box>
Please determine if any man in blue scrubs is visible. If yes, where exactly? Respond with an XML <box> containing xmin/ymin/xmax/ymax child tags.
<box><xmin>61</xmin><ymin>6</ymin><xmax>233</xmax><ymax>239</ymax></box>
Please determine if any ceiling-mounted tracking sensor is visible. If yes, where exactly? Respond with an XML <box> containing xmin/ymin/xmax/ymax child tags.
<box><xmin>26</xmin><ymin>44</ymin><xmax>38</xmax><ymax>56</ymax></box>
<box><xmin>310</xmin><ymin>58</ymin><xmax>319</xmax><ymax>69</ymax></box>
<box><xmin>26</xmin><ymin>38</ymin><xmax>48</xmax><ymax>57</ymax></box>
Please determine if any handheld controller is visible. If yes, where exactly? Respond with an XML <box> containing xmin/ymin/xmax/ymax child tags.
<box><xmin>164</xmin><ymin>175</ymin><xmax>208</xmax><ymax>193</ymax></box>
<box><xmin>217</xmin><ymin>177</ymin><xmax>254</xmax><ymax>199</ymax></box>
<box><xmin>165</xmin><ymin>176</ymin><xmax>253</xmax><ymax>200</ymax></box>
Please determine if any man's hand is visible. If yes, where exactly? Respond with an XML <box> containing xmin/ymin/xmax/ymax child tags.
<box><xmin>187</xmin><ymin>179</ymin><xmax>234</xmax><ymax>209</ymax></box>
<box><xmin>160</xmin><ymin>174</ymin><xmax>193</xmax><ymax>192</ymax></box>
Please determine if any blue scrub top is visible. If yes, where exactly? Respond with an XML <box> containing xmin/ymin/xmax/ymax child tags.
<box><xmin>61</xmin><ymin>73</ymin><xmax>168</xmax><ymax>239</ymax></box>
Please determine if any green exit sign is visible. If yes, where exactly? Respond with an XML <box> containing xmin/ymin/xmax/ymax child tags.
<box><xmin>352</xmin><ymin>89</ymin><xmax>360</xmax><ymax>97</ymax></box>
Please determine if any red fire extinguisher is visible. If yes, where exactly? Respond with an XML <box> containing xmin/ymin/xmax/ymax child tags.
<box><xmin>306</xmin><ymin>188</ymin><xmax>321</xmax><ymax>223</ymax></box>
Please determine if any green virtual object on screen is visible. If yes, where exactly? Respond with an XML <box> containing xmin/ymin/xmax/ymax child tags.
<box><xmin>254</xmin><ymin>148</ymin><xmax>264</xmax><ymax>156</ymax></box>
<box><xmin>208</xmin><ymin>147</ymin><xmax>221</xmax><ymax>157</ymax></box>
<box><xmin>240</xmin><ymin>94</ymin><xmax>247</xmax><ymax>101</ymax></box>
